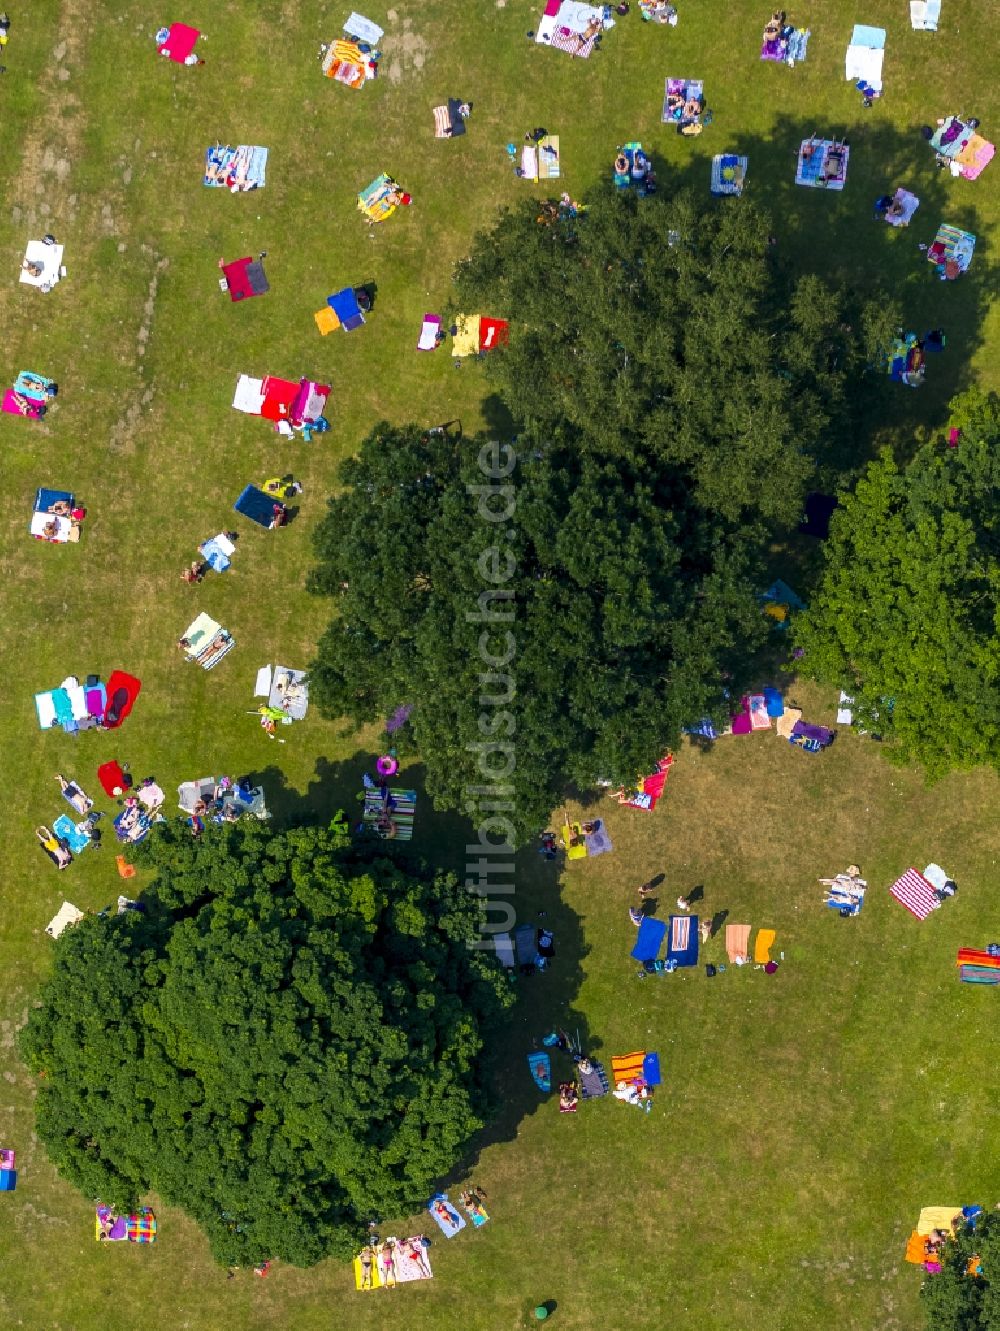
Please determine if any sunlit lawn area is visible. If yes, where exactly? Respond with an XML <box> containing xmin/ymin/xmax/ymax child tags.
<box><xmin>0</xmin><ymin>1</ymin><xmax>997</xmax><ymax>1327</ymax></box>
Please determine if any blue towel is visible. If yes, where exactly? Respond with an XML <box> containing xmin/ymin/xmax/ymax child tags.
<box><xmin>763</xmin><ymin>687</ymin><xmax>784</xmax><ymax>717</ymax></box>
<box><xmin>427</xmin><ymin>1193</ymin><xmax>467</xmax><ymax>1237</ymax></box>
<box><xmin>851</xmin><ymin>23</ymin><xmax>885</xmax><ymax>48</ymax></box>
<box><xmin>631</xmin><ymin>916</ymin><xmax>667</xmax><ymax>962</ymax></box>
<box><xmin>642</xmin><ymin>1052</ymin><xmax>662</xmax><ymax>1086</ymax></box>
<box><xmin>527</xmin><ymin>1051</ymin><xmax>551</xmax><ymax>1091</ymax></box>
<box><xmin>53</xmin><ymin>814</ymin><xmax>90</xmax><ymax>854</ymax></box>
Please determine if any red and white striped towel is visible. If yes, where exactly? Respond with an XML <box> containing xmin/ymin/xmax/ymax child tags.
<box><xmin>889</xmin><ymin>868</ymin><xmax>940</xmax><ymax>920</ymax></box>
<box><xmin>671</xmin><ymin>914</ymin><xmax>691</xmax><ymax>953</ymax></box>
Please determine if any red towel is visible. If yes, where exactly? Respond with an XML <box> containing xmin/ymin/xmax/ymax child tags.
<box><xmin>221</xmin><ymin>257</ymin><xmax>254</xmax><ymax>301</ymax></box>
<box><xmin>103</xmin><ymin>671</ymin><xmax>141</xmax><ymax>729</ymax></box>
<box><xmin>97</xmin><ymin>761</ymin><xmax>127</xmax><ymax>799</ymax></box>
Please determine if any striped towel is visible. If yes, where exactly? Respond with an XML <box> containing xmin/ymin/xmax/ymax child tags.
<box><xmin>957</xmin><ymin>949</ymin><xmax>1000</xmax><ymax>970</ymax></box>
<box><xmin>548</xmin><ymin>27</ymin><xmax>597</xmax><ymax>57</ymax></box>
<box><xmin>671</xmin><ymin>915</ymin><xmax>690</xmax><ymax>954</ymax></box>
<box><xmin>889</xmin><ymin>869</ymin><xmax>940</xmax><ymax>920</ymax></box>
<box><xmin>611</xmin><ymin>1051</ymin><xmax>646</xmax><ymax>1086</ymax></box>
<box><xmin>433</xmin><ymin>105</ymin><xmax>450</xmax><ymax>138</ymax></box>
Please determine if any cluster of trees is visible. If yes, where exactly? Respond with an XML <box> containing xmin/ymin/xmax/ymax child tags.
<box><xmin>921</xmin><ymin>1211</ymin><xmax>1000</xmax><ymax>1330</ymax></box>
<box><xmin>20</xmin><ymin>820</ymin><xmax>511</xmax><ymax>1267</ymax></box>
<box><xmin>309</xmin><ymin>189</ymin><xmax>897</xmax><ymax>836</ymax></box>
<box><xmin>795</xmin><ymin>390</ymin><xmax>1000</xmax><ymax>774</ymax></box>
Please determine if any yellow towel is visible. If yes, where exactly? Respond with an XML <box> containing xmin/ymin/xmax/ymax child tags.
<box><xmin>452</xmin><ymin>314</ymin><xmax>480</xmax><ymax>358</ymax></box>
<box><xmin>917</xmin><ymin>1206</ymin><xmax>963</xmax><ymax>1236</ymax></box>
<box><xmin>353</xmin><ymin>1253</ymin><xmax>383</xmax><ymax>1291</ymax></box>
<box><xmin>314</xmin><ymin>307</ymin><xmax>339</xmax><ymax>335</ymax></box>
<box><xmin>775</xmin><ymin>707</ymin><xmax>801</xmax><ymax>739</ymax></box>
<box><xmin>561</xmin><ymin>823</ymin><xmax>587</xmax><ymax>860</ymax></box>
<box><xmin>754</xmin><ymin>929</ymin><xmax>776</xmax><ymax>964</ymax></box>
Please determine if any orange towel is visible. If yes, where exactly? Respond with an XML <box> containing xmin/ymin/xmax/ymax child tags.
<box><xmin>905</xmin><ymin>1231</ymin><xmax>927</xmax><ymax>1265</ymax></box>
<box><xmin>611</xmin><ymin>1052</ymin><xmax>645</xmax><ymax>1085</ymax></box>
<box><xmin>957</xmin><ymin>949</ymin><xmax>1000</xmax><ymax>969</ymax></box>
<box><xmin>726</xmin><ymin>924</ymin><xmax>751</xmax><ymax>963</ymax></box>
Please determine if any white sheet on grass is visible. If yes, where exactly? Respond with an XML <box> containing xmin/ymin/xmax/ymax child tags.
<box><xmin>232</xmin><ymin>374</ymin><xmax>266</xmax><ymax>415</ymax></box>
<box><xmin>19</xmin><ymin>240</ymin><xmax>65</xmax><ymax>288</ymax></box>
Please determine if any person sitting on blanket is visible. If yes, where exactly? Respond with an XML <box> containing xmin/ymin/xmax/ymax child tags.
<box><xmin>433</xmin><ymin>1199</ymin><xmax>459</xmax><ymax>1230</ymax></box>
<box><xmin>886</xmin><ymin>200</ymin><xmax>904</xmax><ymax>222</ymax></box>
<box><xmin>558</xmin><ymin>1081</ymin><xmax>579</xmax><ymax>1111</ymax></box>
<box><xmin>56</xmin><ymin>774</ymin><xmax>92</xmax><ymax>814</ymax></box>
<box><xmin>614</xmin><ymin>151</ymin><xmax>629</xmax><ymax>175</ymax></box>
<box><xmin>665</xmin><ymin>91</ymin><xmax>684</xmax><ymax>117</ymax></box>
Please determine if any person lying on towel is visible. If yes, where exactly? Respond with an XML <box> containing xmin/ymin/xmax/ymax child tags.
<box><xmin>56</xmin><ymin>773</ymin><xmax>93</xmax><ymax>814</ymax></box>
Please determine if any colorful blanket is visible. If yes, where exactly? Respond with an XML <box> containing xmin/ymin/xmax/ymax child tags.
<box><xmin>711</xmin><ymin>154</ymin><xmax>747</xmax><ymax>195</ymax></box>
<box><xmin>611</xmin><ymin>1051</ymin><xmax>646</xmax><ymax>1086</ymax></box>
<box><xmin>127</xmin><ymin>1208</ymin><xmax>157</xmax><ymax>1243</ymax></box>
<box><xmin>889</xmin><ymin>868</ymin><xmax>939</xmax><ymax>920</ymax></box>
<box><xmin>203</xmin><ymin>144</ymin><xmax>268</xmax><ymax>191</ymax></box>
<box><xmin>668</xmin><ymin>914</ymin><xmax>699</xmax><ymax>967</ymax></box>
<box><xmin>579</xmin><ymin>1060</ymin><xmax>610</xmax><ymax>1099</ymax></box>
<box><xmin>528</xmin><ymin>1051</ymin><xmax>551</xmax><ymax>1092</ymax></box>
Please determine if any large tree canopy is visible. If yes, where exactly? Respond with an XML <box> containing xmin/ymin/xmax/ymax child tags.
<box><xmin>20</xmin><ymin>821</ymin><xmax>511</xmax><ymax>1267</ymax></box>
<box><xmin>309</xmin><ymin>189</ymin><xmax>895</xmax><ymax>834</ymax></box>
<box><xmin>453</xmin><ymin>188</ymin><xmax>897</xmax><ymax>521</ymax></box>
<box><xmin>921</xmin><ymin>1211</ymin><xmax>1000</xmax><ymax>1330</ymax></box>
<box><xmin>794</xmin><ymin>391</ymin><xmax>1000</xmax><ymax>775</ymax></box>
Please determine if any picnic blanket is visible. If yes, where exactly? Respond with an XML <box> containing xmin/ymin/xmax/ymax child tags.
<box><xmin>158</xmin><ymin>23</ymin><xmax>199</xmax><ymax>63</ymax></box>
<box><xmin>561</xmin><ymin>822</ymin><xmax>587</xmax><ymax>860</ymax></box>
<box><xmin>46</xmin><ymin>902</ymin><xmax>84</xmax><ymax>938</ymax></box>
<box><xmin>3</xmin><ymin>389</ymin><xmax>44</xmax><ymax>418</ymax></box>
<box><xmin>845</xmin><ymin>25</ymin><xmax>885</xmax><ymax>92</ymax></box>
<box><xmin>917</xmin><ymin>1207</ymin><xmax>962</xmax><ymax>1236</ymax></box>
<box><xmin>520</xmin><ymin>136</ymin><xmax>559</xmax><ymax>182</ymax></box>
<box><xmin>889</xmin><ymin>868</ymin><xmax>940</xmax><ymax>920</ymax></box>
<box><xmin>393</xmin><ymin>1236</ymin><xmax>435</xmax><ymax>1279</ymax></box>
<box><xmin>711</xmin><ymin>154</ymin><xmax>747</xmax><ymax>195</ymax></box>
<box><xmin>578</xmin><ymin>1060</ymin><xmax>610</xmax><ymax>1099</ymax></box>
<box><xmin>726</xmin><ymin>923</ymin><xmax>751</xmax><ymax>963</ymax></box>
<box><xmin>528</xmin><ymin>1052</ymin><xmax>551</xmax><ymax>1092</ymax></box>
<box><xmin>513</xmin><ymin>923</ymin><xmax>536</xmax><ymax>966</ymax></box>
<box><xmin>127</xmin><ymin>1208</ymin><xmax>157</xmax><ymax>1243</ymax></box>
<box><xmin>97</xmin><ymin>760</ymin><xmax>128</xmax><ymax>798</ymax></box>
<box><xmin>885</xmin><ymin>187</ymin><xmax>919</xmax><ymax>226</ymax></box>
<box><xmin>668</xmin><ymin>914</ymin><xmax>699</xmax><ymax>967</ymax></box>
<box><xmin>222</xmin><ymin>256</ymin><xmax>268</xmax><ymax>301</ymax></box>
<box><xmin>796</xmin><ymin>139</ymin><xmax>849</xmax><ymax>189</ymax></box>
<box><xmin>662</xmin><ymin>77</ymin><xmax>703</xmax><ymax>121</ymax></box>
<box><xmin>427</xmin><ymin>1193</ymin><xmax>466</xmax><ymax>1236</ymax></box>
<box><xmin>585</xmin><ymin>819</ymin><xmax>612</xmax><ymax>856</ymax></box>
<box><xmin>905</xmin><ymin>1230</ymin><xmax>929</xmax><ymax>1263</ymax></box>
<box><xmin>203</xmin><ymin>144</ymin><xmax>268</xmax><ymax>191</ymax></box>
<box><xmin>433</xmin><ymin>100</ymin><xmax>466</xmax><ymax>138</ymax></box>
<box><xmin>611</xmin><ymin>1051</ymin><xmax>646</xmax><ymax>1085</ymax></box>
<box><xmin>95</xmin><ymin>1207</ymin><xmax>128</xmax><ymax>1241</ymax></box>
<box><xmin>344</xmin><ymin>11</ymin><xmax>384</xmax><ymax>44</ymax></box>
<box><xmin>631</xmin><ymin>915</ymin><xmax>667</xmax><ymax>962</ymax></box>
<box><xmin>417</xmin><ymin>313</ymin><xmax>441</xmax><ymax>350</ymax></box>
<box><xmin>927</xmin><ymin>224</ymin><xmax>975</xmax><ymax>276</ymax></box>
<box><xmin>536</xmin><ymin>2</ymin><xmax>605</xmax><ymax>58</ymax></box>
<box><xmin>957</xmin><ymin>948</ymin><xmax>1000</xmax><ymax>984</ymax></box>
<box><xmin>19</xmin><ymin>239</ymin><xmax>64</xmax><ymax>289</ymax></box>
<box><xmin>322</xmin><ymin>38</ymin><xmax>370</xmax><ymax>86</ymax></box>
<box><xmin>181</xmin><ymin>613</ymin><xmax>235</xmax><ymax>670</ymax></box>
<box><xmin>357</xmin><ymin>173</ymin><xmax>400</xmax><ymax>223</ymax></box>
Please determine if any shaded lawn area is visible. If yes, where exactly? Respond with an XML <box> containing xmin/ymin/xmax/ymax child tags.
<box><xmin>0</xmin><ymin>2</ymin><xmax>997</xmax><ymax>1328</ymax></box>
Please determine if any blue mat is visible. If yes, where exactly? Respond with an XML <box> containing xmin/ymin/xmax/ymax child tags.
<box><xmin>328</xmin><ymin>287</ymin><xmax>365</xmax><ymax>331</ymax></box>
<box><xmin>631</xmin><ymin>916</ymin><xmax>667</xmax><ymax>962</ymax></box>
<box><xmin>642</xmin><ymin>1052</ymin><xmax>662</xmax><ymax>1086</ymax></box>
<box><xmin>234</xmin><ymin>484</ymin><xmax>274</xmax><ymax>528</ymax></box>
<box><xmin>427</xmin><ymin>1193</ymin><xmax>466</xmax><ymax>1237</ymax></box>
<box><xmin>52</xmin><ymin>814</ymin><xmax>90</xmax><ymax>854</ymax></box>
<box><xmin>667</xmin><ymin>915</ymin><xmax>699</xmax><ymax>967</ymax></box>
<box><xmin>527</xmin><ymin>1051</ymin><xmax>551</xmax><ymax>1092</ymax></box>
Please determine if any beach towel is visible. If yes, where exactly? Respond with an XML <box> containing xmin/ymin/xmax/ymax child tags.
<box><xmin>353</xmin><ymin>1252</ymin><xmax>384</xmax><ymax>1290</ymax></box>
<box><xmin>957</xmin><ymin>949</ymin><xmax>1000</xmax><ymax>970</ymax></box>
<box><xmin>428</xmin><ymin>1193</ymin><xmax>466</xmax><ymax>1236</ymax></box>
<box><xmin>561</xmin><ymin>823</ymin><xmax>587</xmax><ymax>860</ymax></box>
<box><xmin>35</xmin><ymin>691</ymin><xmax>58</xmax><ymax>729</ymax></box>
<box><xmin>754</xmin><ymin>928</ymin><xmax>776</xmax><ymax>964</ymax></box>
<box><xmin>578</xmin><ymin>1060</ymin><xmax>610</xmax><ymax>1099</ymax></box>
<box><xmin>668</xmin><ymin>914</ymin><xmax>699</xmax><ymax>967</ymax></box>
<box><xmin>433</xmin><ymin>105</ymin><xmax>451</xmax><ymax>138</ymax></box>
<box><xmin>547</xmin><ymin>26</ymin><xmax>598</xmax><ymax>57</ymax></box>
<box><xmin>910</xmin><ymin>0</ymin><xmax>941</xmax><ymax>29</ymax></box>
<box><xmin>726</xmin><ymin>924</ymin><xmax>751</xmax><ymax>963</ymax></box>
<box><xmin>917</xmin><ymin>1207</ymin><xmax>962</xmax><ymax>1236</ymax></box>
<box><xmin>631</xmin><ymin>916</ymin><xmax>667</xmax><ymax>962</ymax></box>
<box><xmin>344</xmin><ymin>11</ymin><xmax>384</xmax><ymax>44</ymax></box>
<box><xmin>845</xmin><ymin>25</ymin><xmax>885</xmax><ymax>91</ymax></box>
<box><xmin>885</xmin><ymin>187</ymin><xmax>919</xmax><ymax>226</ymax></box>
<box><xmin>222</xmin><ymin>256</ymin><xmax>268</xmax><ymax>301</ymax></box>
<box><xmin>958</xmin><ymin>135</ymin><xmax>994</xmax><ymax>180</ymax></box>
<box><xmin>528</xmin><ymin>1052</ymin><xmax>551</xmax><ymax>1092</ymax></box>
<box><xmin>204</xmin><ymin>144</ymin><xmax>268</xmax><ymax>191</ymax></box>
<box><xmin>452</xmin><ymin>314</ymin><xmax>480</xmax><ymax>358</ymax></box>
<box><xmin>158</xmin><ymin>23</ymin><xmax>199</xmax><ymax>63</ymax></box>
<box><xmin>53</xmin><ymin>814</ymin><xmax>90</xmax><ymax>854</ymax></box>
<box><xmin>611</xmin><ymin>1051</ymin><xmax>646</xmax><ymax>1084</ymax></box>
<box><xmin>2</xmin><ymin>389</ymin><xmax>44</xmax><ymax>418</ymax></box>
<box><xmin>479</xmin><ymin>317</ymin><xmax>509</xmax><ymax>351</ymax></box>
<box><xmin>960</xmin><ymin>966</ymin><xmax>1000</xmax><ymax>985</ymax></box>
<box><xmin>127</xmin><ymin>1209</ymin><xmax>157</xmax><ymax>1243</ymax></box>
<box><xmin>50</xmin><ymin>687</ymin><xmax>75</xmax><ymax>729</ymax></box>
<box><xmin>417</xmin><ymin>314</ymin><xmax>441</xmax><ymax>351</ymax></box>
<box><xmin>890</xmin><ymin>869</ymin><xmax>940</xmax><ymax>921</ymax></box>
<box><xmin>328</xmin><ymin>287</ymin><xmax>365</xmax><ymax>331</ymax></box>
<box><xmin>538</xmin><ymin>135</ymin><xmax>560</xmax><ymax>180</ymax></box>
<box><xmin>642</xmin><ymin>1052</ymin><xmax>662</xmax><ymax>1086</ymax></box>
<box><xmin>776</xmin><ymin>707</ymin><xmax>802</xmax><ymax>739</ymax></box>
<box><xmin>103</xmin><ymin>671</ymin><xmax>141</xmax><ymax>729</ymax></box>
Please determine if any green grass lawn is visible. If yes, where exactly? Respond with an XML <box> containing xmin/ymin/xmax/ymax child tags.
<box><xmin>0</xmin><ymin>1</ymin><xmax>998</xmax><ymax>1327</ymax></box>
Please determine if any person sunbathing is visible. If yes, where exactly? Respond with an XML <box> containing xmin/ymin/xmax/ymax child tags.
<box><xmin>42</xmin><ymin>519</ymin><xmax>59</xmax><ymax>539</ymax></box>
<box><xmin>433</xmin><ymin>1200</ymin><xmax>458</xmax><ymax>1229</ymax></box>
<box><xmin>358</xmin><ymin>1245</ymin><xmax>375</xmax><ymax>1287</ymax></box>
<box><xmin>614</xmin><ymin>152</ymin><xmax>629</xmax><ymax>176</ymax></box>
<box><xmin>22</xmin><ymin>259</ymin><xmax>44</xmax><ymax>279</ymax></box>
<box><xmin>401</xmin><ymin>1237</ymin><xmax>432</xmax><ymax>1276</ymax></box>
<box><xmin>682</xmin><ymin>97</ymin><xmax>701</xmax><ymax>120</ymax></box>
<box><xmin>378</xmin><ymin>1241</ymin><xmax>397</xmax><ymax>1286</ymax></box>
<box><xmin>886</xmin><ymin>200</ymin><xmax>904</xmax><ymax>221</ymax></box>
<box><xmin>36</xmin><ymin>826</ymin><xmax>72</xmax><ymax>868</ymax></box>
<box><xmin>47</xmin><ymin>498</ymin><xmax>71</xmax><ymax>516</ymax></box>
<box><xmin>56</xmin><ymin>774</ymin><xmax>92</xmax><ymax>814</ymax></box>
<box><xmin>558</xmin><ymin>1081</ymin><xmax>579</xmax><ymax>1111</ymax></box>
